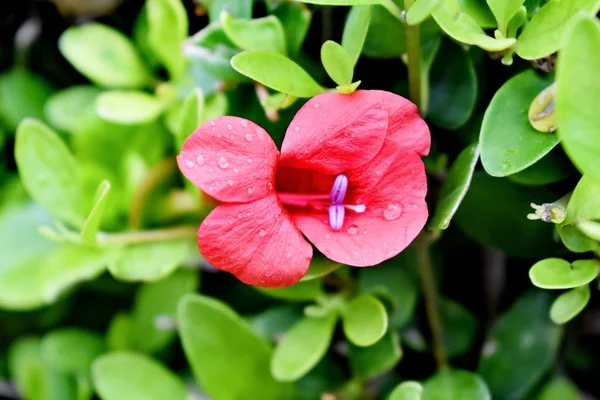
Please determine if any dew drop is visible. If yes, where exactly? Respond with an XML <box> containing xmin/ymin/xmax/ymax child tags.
<box><xmin>375</xmin><ymin>170</ymin><xmax>383</xmax><ymax>176</ymax></box>
<box><xmin>226</xmin><ymin>123</ymin><xmax>233</xmax><ymax>130</ymax></box>
<box><xmin>386</xmin><ymin>250</ymin><xmax>396</xmax><ymax>258</ymax></box>
<box><xmin>240</xmin><ymin>120</ymin><xmax>248</xmax><ymax>128</ymax></box>
<box><xmin>237</xmin><ymin>213</ymin><xmax>242</xmax><ymax>219</ymax></box>
<box><xmin>273</xmin><ymin>213</ymin><xmax>280</xmax><ymax>220</ymax></box>
<box><xmin>362</xmin><ymin>229</ymin><xmax>368</xmax><ymax>235</ymax></box>
<box><xmin>247</xmin><ymin>158</ymin><xmax>253</xmax><ymax>163</ymax></box>
<box><xmin>294</xmin><ymin>126</ymin><xmax>301</xmax><ymax>132</ymax></box>
<box><xmin>259</xmin><ymin>229</ymin><xmax>266</xmax><ymax>237</ymax></box>
<box><xmin>233</xmin><ymin>168</ymin><xmax>240</xmax><ymax>174</ymax></box>
<box><xmin>184</xmin><ymin>160</ymin><xmax>194</xmax><ymax>168</ymax></box>
<box><xmin>218</xmin><ymin>156</ymin><xmax>229</xmax><ymax>169</ymax></box>
<box><xmin>196</xmin><ymin>154</ymin><xmax>205</xmax><ymax>166</ymax></box>
<box><xmin>207</xmin><ymin>167</ymin><xmax>214</xmax><ymax>173</ymax></box>
<box><xmin>209</xmin><ymin>121</ymin><xmax>215</xmax><ymax>126</ymax></box>
<box><xmin>246</xmin><ymin>211</ymin><xmax>251</xmax><ymax>217</ymax></box>
<box><xmin>228</xmin><ymin>179</ymin><xmax>233</xmax><ymax>187</ymax></box>
<box><xmin>347</xmin><ymin>225</ymin><xmax>359</xmax><ymax>235</ymax></box>
<box><xmin>313</xmin><ymin>102</ymin><xmax>321</xmax><ymax>109</ymax></box>
<box><xmin>229</xmin><ymin>135</ymin><xmax>234</xmax><ymax>140</ymax></box>
<box><xmin>228</xmin><ymin>218</ymin><xmax>233</xmax><ymax>225</ymax></box>
<box><xmin>267</xmin><ymin>182</ymin><xmax>273</xmax><ymax>191</ymax></box>
<box><xmin>383</xmin><ymin>204</ymin><xmax>402</xmax><ymax>221</ymax></box>
<box><xmin>247</xmin><ymin>187</ymin><xmax>253</xmax><ymax>194</ymax></box>
<box><xmin>378</xmin><ymin>122</ymin><xmax>385</xmax><ymax>128</ymax></box>
<box><xmin>325</xmin><ymin>234</ymin><xmax>330</xmax><ymax>240</ymax></box>
<box><xmin>244</xmin><ymin>133</ymin><xmax>254</xmax><ymax>142</ymax></box>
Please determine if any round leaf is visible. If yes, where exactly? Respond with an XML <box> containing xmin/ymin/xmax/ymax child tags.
<box><xmin>96</xmin><ymin>91</ymin><xmax>165</xmax><ymax>125</ymax></box>
<box><xmin>506</xmin><ymin>149</ymin><xmax>570</xmax><ymax>186</ymax></box>
<box><xmin>406</xmin><ymin>0</ymin><xmax>441</xmax><ymax>25</ymax></box>
<box><xmin>44</xmin><ymin>85</ymin><xmax>101</xmax><ymax>133</ymax></box>
<box><xmin>348</xmin><ymin>329</ymin><xmax>402</xmax><ymax>379</ymax></box>
<box><xmin>559</xmin><ymin>175</ymin><xmax>600</xmax><ymax>252</ymax></box>
<box><xmin>363</xmin><ymin>5</ymin><xmax>405</xmax><ymax>58</ymax></box>
<box><xmin>92</xmin><ymin>352</ymin><xmax>187</xmax><ymax>400</ymax></box>
<box><xmin>255</xmin><ymin>279</ymin><xmax>323</xmax><ymax>301</ymax></box>
<box><xmin>529</xmin><ymin>258</ymin><xmax>598</xmax><ymax>289</ymax></box>
<box><xmin>388</xmin><ymin>381</ymin><xmax>423</xmax><ymax>400</ymax></box>
<box><xmin>221</xmin><ymin>12</ymin><xmax>287</xmax><ymax>55</ymax></box>
<box><xmin>59</xmin><ymin>24</ymin><xmax>153</xmax><ymax>89</ymax></box>
<box><xmin>272</xmin><ymin>2</ymin><xmax>312</xmax><ymax>56</ymax></box>
<box><xmin>538</xmin><ymin>377</ymin><xmax>580</xmax><ymax>400</ymax></box>
<box><xmin>480</xmin><ymin>70</ymin><xmax>558</xmax><ymax>176</ymax></box>
<box><xmin>486</xmin><ymin>0</ymin><xmax>524</xmax><ymax>35</ymax></box>
<box><xmin>321</xmin><ymin>40</ymin><xmax>353</xmax><ymax>86</ymax></box>
<box><xmin>422</xmin><ymin>369</ymin><xmax>491</xmax><ymax>400</ymax></box>
<box><xmin>342</xmin><ymin>295</ymin><xmax>388</xmax><ymax>347</ymax></box>
<box><xmin>550</xmin><ymin>285</ymin><xmax>590</xmax><ymax>324</ymax></box>
<box><xmin>81</xmin><ymin>180</ymin><xmax>111</xmax><ymax>244</ymax></box>
<box><xmin>41</xmin><ymin>329</ymin><xmax>105</xmax><ymax>375</ymax></box>
<box><xmin>342</xmin><ymin>5</ymin><xmax>372</xmax><ymax>65</ymax></box>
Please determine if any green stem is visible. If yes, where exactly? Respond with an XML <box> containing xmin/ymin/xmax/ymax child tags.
<box><xmin>403</xmin><ymin>0</ymin><xmax>423</xmax><ymax>113</ymax></box>
<box><xmin>415</xmin><ymin>230</ymin><xmax>448</xmax><ymax>370</ymax></box>
<box><xmin>98</xmin><ymin>225</ymin><xmax>197</xmax><ymax>246</ymax></box>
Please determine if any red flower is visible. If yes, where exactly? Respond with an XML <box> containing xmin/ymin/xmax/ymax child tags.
<box><xmin>177</xmin><ymin>90</ymin><xmax>430</xmax><ymax>287</ymax></box>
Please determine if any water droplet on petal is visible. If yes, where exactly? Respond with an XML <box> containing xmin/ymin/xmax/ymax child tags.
<box><xmin>233</xmin><ymin>168</ymin><xmax>239</xmax><ymax>174</ymax></box>
<box><xmin>228</xmin><ymin>180</ymin><xmax>233</xmax><ymax>187</ymax></box>
<box><xmin>226</xmin><ymin>123</ymin><xmax>233</xmax><ymax>130</ymax></box>
<box><xmin>240</xmin><ymin>120</ymin><xmax>248</xmax><ymax>127</ymax></box>
<box><xmin>246</xmin><ymin>211</ymin><xmax>251</xmax><ymax>217</ymax></box>
<box><xmin>247</xmin><ymin>187</ymin><xmax>253</xmax><ymax>194</ymax></box>
<box><xmin>347</xmin><ymin>225</ymin><xmax>358</xmax><ymax>235</ymax></box>
<box><xmin>210</xmin><ymin>121</ymin><xmax>215</xmax><ymax>126</ymax></box>
<box><xmin>294</xmin><ymin>126</ymin><xmax>301</xmax><ymax>132</ymax></box>
<box><xmin>207</xmin><ymin>167</ymin><xmax>214</xmax><ymax>173</ymax></box>
<box><xmin>258</xmin><ymin>229</ymin><xmax>266</xmax><ymax>237</ymax></box>
<box><xmin>196</xmin><ymin>154</ymin><xmax>205</xmax><ymax>166</ymax></box>
<box><xmin>325</xmin><ymin>234</ymin><xmax>330</xmax><ymax>239</ymax></box>
<box><xmin>313</xmin><ymin>102</ymin><xmax>321</xmax><ymax>109</ymax></box>
<box><xmin>362</xmin><ymin>229</ymin><xmax>368</xmax><ymax>235</ymax></box>
<box><xmin>247</xmin><ymin>158</ymin><xmax>253</xmax><ymax>163</ymax></box>
<box><xmin>244</xmin><ymin>133</ymin><xmax>253</xmax><ymax>142</ymax></box>
<box><xmin>184</xmin><ymin>160</ymin><xmax>194</xmax><ymax>168</ymax></box>
<box><xmin>267</xmin><ymin>182</ymin><xmax>273</xmax><ymax>191</ymax></box>
<box><xmin>218</xmin><ymin>156</ymin><xmax>229</xmax><ymax>169</ymax></box>
<box><xmin>375</xmin><ymin>170</ymin><xmax>383</xmax><ymax>176</ymax></box>
<box><xmin>379</xmin><ymin>122</ymin><xmax>385</xmax><ymax>128</ymax></box>
<box><xmin>383</xmin><ymin>204</ymin><xmax>402</xmax><ymax>221</ymax></box>
<box><xmin>273</xmin><ymin>213</ymin><xmax>280</xmax><ymax>220</ymax></box>
<box><xmin>386</xmin><ymin>250</ymin><xmax>396</xmax><ymax>258</ymax></box>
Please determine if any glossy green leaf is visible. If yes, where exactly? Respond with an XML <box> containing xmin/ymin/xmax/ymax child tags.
<box><xmin>96</xmin><ymin>91</ymin><xmax>165</xmax><ymax>125</ymax></box>
<box><xmin>537</xmin><ymin>377</ymin><xmax>580</xmax><ymax>400</ymax></box>
<box><xmin>388</xmin><ymin>381</ymin><xmax>423</xmax><ymax>400</ymax></box>
<box><xmin>556</xmin><ymin>16</ymin><xmax>600</xmax><ymax>183</ymax></box>
<box><xmin>342</xmin><ymin>295</ymin><xmax>388</xmax><ymax>347</ymax></box>
<box><xmin>0</xmin><ymin>69</ymin><xmax>53</xmax><ymax>132</ymax></box>
<box><xmin>515</xmin><ymin>0</ymin><xmax>600</xmax><ymax>59</ymax></box>
<box><xmin>59</xmin><ymin>24</ymin><xmax>153</xmax><ymax>89</ymax></box>
<box><xmin>430</xmin><ymin>143</ymin><xmax>479</xmax><ymax>230</ymax></box>
<box><xmin>106</xmin><ymin>313</ymin><xmax>134</xmax><ymax>352</ymax></box>
<box><xmin>108</xmin><ymin>240</ymin><xmax>190</xmax><ymax>282</ymax></box>
<box><xmin>342</xmin><ymin>5</ymin><xmax>372</xmax><ymax>65</ymax></box>
<box><xmin>255</xmin><ymin>279</ymin><xmax>323</xmax><ymax>301</ymax></box>
<box><xmin>271</xmin><ymin>314</ymin><xmax>337</xmax><ymax>382</ymax></box>
<box><xmin>145</xmin><ymin>0</ymin><xmax>188</xmax><ymax>79</ymax></box>
<box><xmin>506</xmin><ymin>5</ymin><xmax>527</xmax><ymax>38</ymax></box>
<box><xmin>577</xmin><ymin>220</ymin><xmax>600</xmax><ymax>241</ymax></box>
<box><xmin>480</xmin><ymin>70</ymin><xmax>558</xmax><ymax>177</ymax></box>
<box><xmin>294</xmin><ymin>0</ymin><xmax>381</xmax><ymax>4</ymax></box>
<box><xmin>529</xmin><ymin>258</ymin><xmax>598</xmax><ymax>290</ymax></box>
<box><xmin>178</xmin><ymin>294</ymin><xmax>293</xmax><ymax>399</ymax></box>
<box><xmin>487</xmin><ymin>0</ymin><xmax>524</xmax><ymax>35</ymax></box>
<box><xmin>550</xmin><ymin>285</ymin><xmax>590</xmax><ymax>325</ymax></box>
<box><xmin>422</xmin><ymin>369</ymin><xmax>491</xmax><ymax>400</ymax></box>
<box><xmin>131</xmin><ymin>269</ymin><xmax>199</xmax><ymax>353</ymax></box>
<box><xmin>454</xmin><ymin>174</ymin><xmax>556</xmax><ymax>258</ymax></box>
<box><xmin>44</xmin><ymin>86</ymin><xmax>100</xmax><ymax>133</ymax></box>
<box><xmin>559</xmin><ymin>175</ymin><xmax>600</xmax><ymax>253</ymax></box>
<box><xmin>458</xmin><ymin>0</ymin><xmax>496</xmax><ymax>28</ymax></box>
<box><xmin>271</xmin><ymin>2</ymin><xmax>311</xmax><ymax>56</ymax></box>
<box><xmin>176</xmin><ymin>88</ymin><xmax>204</xmax><ymax>147</ymax></box>
<box><xmin>440</xmin><ymin>297</ymin><xmax>477</xmax><ymax>358</ymax></box>
<box><xmin>0</xmin><ymin>245</ymin><xmax>116</xmax><ymax>310</ymax></box>
<box><xmin>200</xmin><ymin>0</ymin><xmax>253</xmax><ymax>22</ymax></box>
<box><xmin>406</xmin><ymin>0</ymin><xmax>441</xmax><ymax>25</ymax></box>
<box><xmin>301</xmin><ymin>259</ymin><xmax>343</xmax><ymax>281</ymax></box>
<box><xmin>221</xmin><ymin>12</ymin><xmax>287</xmax><ymax>55</ymax></box>
<box><xmin>363</xmin><ymin>4</ymin><xmax>405</xmax><ymax>58</ymax></box>
<box><xmin>81</xmin><ymin>180</ymin><xmax>111</xmax><ymax>244</ymax></box>
<box><xmin>478</xmin><ymin>290</ymin><xmax>562</xmax><ymax>399</ymax></box>
<box><xmin>321</xmin><ymin>41</ymin><xmax>353</xmax><ymax>86</ymax></box>
<box><xmin>41</xmin><ymin>329</ymin><xmax>104</xmax><ymax>375</ymax></box>
<box><xmin>15</xmin><ymin>119</ymin><xmax>84</xmax><ymax>226</ymax></box>
<box><xmin>92</xmin><ymin>353</ymin><xmax>186</xmax><ymax>400</ymax></box>
<box><xmin>348</xmin><ymin>330</ymin><xmax>402</xmax><ymax>379</ymax></box>
<box><xmin>231</xmin><ymin>50</ymin><xmax>324</xmax><ymax>97</ymax></box>
<box><xmin>432</xmin><ymin>0</ymin><xmax>516</xmax><ymax>51</ymax></box>
<box><xmin>250</xmin><ymin>305</ymin><xmax>303</xmax><ymax>340</ymax></box>
<box><xmin>507</xmin><ymin>149</ymin><xmax>570</xmax><ymax>186</ymax></box>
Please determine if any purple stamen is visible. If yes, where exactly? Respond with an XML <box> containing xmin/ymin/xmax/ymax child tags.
<box><xmin>330</xmin><ymin>174</ymin><xmax>348</xmax><ymax>204</ymax></box>
<box><xmin>329</xmin><ymin>204</ymin><xmax>345</xmax><ymax>231</ymax></box>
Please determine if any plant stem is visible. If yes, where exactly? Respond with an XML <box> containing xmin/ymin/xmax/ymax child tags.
<box><xmin>415</xmin><ymin>230</ymin><xmax>448</xmax><ymax>370</ymax></box>
<box><xmin>98</xmin><ymin>225</ymin><xmax>198</xmax><ymax>246</ymax></box>
<box><xmin>403</xmin><ymin>0</ymin><xmax>423</xmax><ymax>113</ymax></box>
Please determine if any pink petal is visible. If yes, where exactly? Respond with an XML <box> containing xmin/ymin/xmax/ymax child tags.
<box><xmin>279</xmin><ymin>91</ymin><xmax>389</xmax><ymax>174</ymax></box>
<box><xmin>197</xmin><ymin>195</ymin><xmax>313</xmax><ymax>287</ymax></box>
<box><xmin>177</xmin><ymin>116</ymin><xmax>279</xmax><ymax>203</ymax></box>
<box><xmin>291</xmin><ymin>140</ymin><xmax>428</xmax><ymax>266</ymax></box>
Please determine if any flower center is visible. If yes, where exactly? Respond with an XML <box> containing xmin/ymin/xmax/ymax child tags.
<box><xmin>277</xmin><ymin>173</ymin><xmax>366</xmax><ymax>231</ymax></box>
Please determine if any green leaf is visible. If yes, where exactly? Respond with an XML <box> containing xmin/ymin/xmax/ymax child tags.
<box><xmin>458</xmin><ymin>0</ymin><xmax>496</xmax><ymax>28</ymax></box>
<box><xmin>178</xmin><ymin>294</ymin><xmax>293</xmax><ymax>399</ymax></box>
<box><xmin>0</xmin><ymin>245</ymin><xmax>116</xmax><ymax>310</ymax></box>
<box><xmin>556</xmin><ymin>16</ymin><xmax>600</xmax><ymax>184</ymax></box>
<box><xmin>363</xmin><ymin>4</ymin><xmax>406</xmax><ymax>58</ymax></box>
<box><xmin>428</xmin><ymin>39</ymin><xmax>477</xmax><ymax>129</ymax></box>
<box><xmin>294</xmin><ymin>0</ymin><xmax>381</xmax><ymax>4</ymax></box>
<box><xmin>200</xmin><ymin>0</ymin><xmax>253</xmax><ymax>22</ymax></box>
<box><xmin>59</xmin><ymin>24</ymin><xmax>153</xmax><ymax>89</ymax></box>
<box><xmin>108</xmin><ymin>240</ymin><xmax>190</xmax><ymax>282</ymax></box>
<box><xmin>342</xmin><ymin>295</ymin><xmax>388</xmax><ymax>347</ymax></box>
<box><xmin>176</xmin><ymin>88</ymin><xmax>204</xmax><ymax>147</ymax></box>
<box><xmin>506</xmin><ymin>5</ymin><xmax>527</xmax><ymax>38</ymax></box>
<box><xmin>41</xmin><ymin>329</ymin><xmax>105</xmax><ymax>375</ymax></box>
<box><xmin>538</xmin><ymin>377</ymin><xmax>580</xmax><ymax>400</ymax></box>
<box><xmin>231</xmin><ymin>50</ymin><xmax>324</xmax><ymax>97</ymax></box>
<box><xmin>255</xmin><ymin>279</ymin><xmax>323</xmax><ymax>301</ymax></box>
<box><xmin>486</xmin><ymin>0</ymin><xmax>524</xmax><ymax>35</ymax></box>
<box><xmin>429</xmin><ymin>143</ymin><xmax>479</xmax><ymax>230</ymax></box>
<box><xmin>221</xmin><ymin>12</ymin><xmax>287</xmax><ymax>55</ymax></box>
<box><xmin>272</xmin><ymin>2</ymin><xmax>312</xmax><ymax>56</ymax></box>
<box><xmin>301</xmin><ymin>259</ymin><xmax>343</xmax><ymax>281</ymax></box>
<box><xmin>550</xmin><ymin>285</ymin><xmax>590</xmax><ymax>324</ymax></box>
<box><xmin>15</xmin><ymin>119</ymin><xmax>84</xmax><ymax>226</ymax></box>
<box><xmin>106</xmin><ymin>313</ymin><xmax>135</xmax><ymax>352</ymax></box>
<box><xmin>478</xmin><ymin>290</ymin><xmax>562</xmax><ymax>399</ymax></box>
<box><xmin>0</xmin><ymin>69</ymin><xmax>54</xmax><ymax>132</ymax></box>
<box><xmin>388</xmin><ymin>381</ymin><xmax>423</xmax><ymax>400</ymax></box>
<box><xmin>146</xmin><ymin>0</ymin><xmax>188</xmax><ymax>79</ymax></box>
<box><xmin>515</xmin><ymin>0</ymin><xmax>600</xmax><ymax>60</ymax></box>
<box><xmin>44</xmin><ymin>86</ymin><xmax>101</xmax><ymax>133</ymax></box>
<box><xmin>454</xmin><ymin>174</ymin><xmax>556</xmax><ymax>258</ymax></box>
<box><xmin>432</xmin><ymin>0</ymin><xmax>516</xmax><ymax>51</ymax></box>
<box><xmin>440</xmin><ymin>297</ymin><xmax>477</xmax><ymax>358</ymax></box>
<box><xmin>506</xmin><ymin>149</ymin><xmax>570</xmax><ymax>186</ymax></box>
<box><xmin>131</xmin><ymin>269</ymin><xmax>199</xmax><ymax>353</ymax></box>
<box><xmin>250</xmin><ymin>305</ymin><xmax>303</xmax><ymax>340</ymax></box>
<box><xmin>558</xmin><ymin>175</ymin><xmax>600</xmax><ymax>253</ymax></box>
<box><xmin>348</xmin><ymin>329</ymin><xmax>402</xmax><ymax>379</ymax></box>
<box><xmin>321</xmin><ymin>41</ymin><xmax>353</xmax><ymax>86</ymax></box>
<box><xmin>342</xmin><ymin>5</ymin><xmax>372</xmax><ymax>65</ymax></box>
<box><xmin>406</xmin><ymin>0</ymin><xmax>441</xmax><ymax>25</ymax></box>
<box><xmin>422</xmin><ymin>369</ymin><xmax>491</xmax><ymax>400</ymax></box>
<box><xmin>271</xmin><ymin>314</ymin><xmax>338</xmax><ymax>382</ymax></box>
<box><xmin>529</xmin><ymin>258</ymin><xmax>598</xmax><ymax>289</ymax></box>
<box><xmin>480</xmin><ymin>70</ymin><xmax>558</xmax><ymax>177</ymax></box>
<box><xmin>96</xmin><ymin>91</ymin><xmax>165</xmax><ymax>125</ymax></box>
<box><xmin>92</xmin><ymin>353</ymin><xmax>186</xmax><ymax>400</ymax></box>
<box><xmin>81</xmin><ymin>180</ymin><xmax>111</xmax><ymax>245</ymax></box>
<box><xmin>577</xmin><ymin>220</ymin><xmax>600</xmax><ymax>241</ymax></box>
